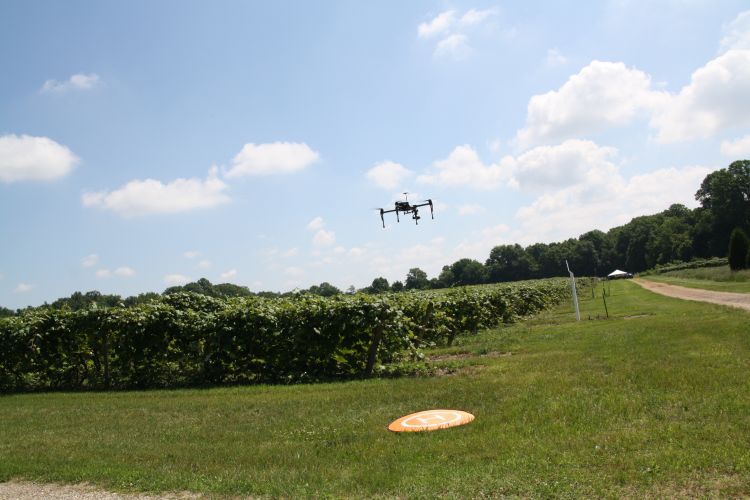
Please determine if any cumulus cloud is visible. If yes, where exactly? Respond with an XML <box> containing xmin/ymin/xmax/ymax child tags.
<box><xmin>41</xmin><ymin>73</ymin><xmax>100</xmax><ymax>93</ymax></box>
<box><xmin>14</xmin><ymin>283</ymin><xmax>33</xmax><ymax>293</ymax></box>
<box><xmin>183</xmin><ymin>250</ymin><xmax>201</xmax><ymax>259</ymax></box>
<box><xmin>313</xmin><ymin>229</ymin><xmax>336</xmax><ymax>247</ymax></box>
<box><xmin>0</xmin><ymin>134</ymin><xmax>79</xmax><ymax>183</ymax></box>
<box><xmin>114</xmin><ymin>267</ymin><xmax>135</xmax><ymax>277</ymax></box>
<box><xmin>650</xmin><ymin>50</ymin><xmax>750</xmax><ymax>143</ymax></box>
<box><xmin>365</xmin><ymin>161</ymin><xmax>413</xmax><ymax>189</ymax></box>
<box><xmin>306</xmin><ymin>216</ymin><xmax>324</xmax><ymax>230</ymax></box>
<box><xmin>719</xmin><ymin>10</ymin><xmax>750</xmax><ymax>53</ymax></box>
<box><xmin>81</xmin><ymin>254</ymin><xmax>99</xmax><ymax>268</ymax></box>
<box><xmin>82</xmin><ymin>166</ymin><xmax>230</xmax><ymax>217</ymax></box>
<box><xmin>197</xmin><ymin>260</ymin><xmax>212</xmax><ymax>269</ymax></box>
<box><xmin>514</xmin><ymin>61</ymin><xmax>663</xmax><ymax>148</ymax></box>
<box><xmin>515</xmin><ymin>164</ymin><xmax>715</xmax><ymax>243</ymax></box>
<box><xmin>510</xmin><ymin>140</ymin><xmax>619</xmax><ymax>191</ymax></box>
<box><xmin>220</xmin><ymin>269</ymin><xmax>237</xmax><ymax>279</ymax></box>
<box><xmin>721</xmin><ymin>134</ymin><xmax>750</xmax><ymax>156</ymax></box>
<box><xmin>417</xmin><ymin>145</ymin><xmax>513</xmax><ymax>189</ymax></box>
<box><xmin>96</xmin><ymin>269</ymin><xmax>111</xmax><ymax>278</ymax></box>
<box><xmin>164</xmin><ymin>274</ymin><xmax>191</xmax><ymax>286</ymax></box>
<box><xmin>225</xmin><ymin>142</ymin><xmax>319</xmax><ymax>177</ymax></box>
<box><xmin>515</xmin><ymin>50</ymin><xmax>750</xmax><ymax>147</ymax></box>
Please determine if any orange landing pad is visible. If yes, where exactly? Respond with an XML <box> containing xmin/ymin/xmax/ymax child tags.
<box><xmin>388</xmin><ymin>409</ymin><xmax>475</xmax><ymax>432</ymax></box>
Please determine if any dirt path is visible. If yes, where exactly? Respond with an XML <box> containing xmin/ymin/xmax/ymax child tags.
<box><xmin>635</xmin><ymin>279</ymin><xmax>750</xmax><ymax>311</ymax></box>
<box><xmin>0</xmin><ymin>481</ymin><xmax>200</xmax><ymax>500</ymax></box>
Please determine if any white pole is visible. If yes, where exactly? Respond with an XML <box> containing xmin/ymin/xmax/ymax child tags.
<box><xmin>566</xmin><ymin>260</ymin><xmax>580</xmax><ymax>321</ymax></box>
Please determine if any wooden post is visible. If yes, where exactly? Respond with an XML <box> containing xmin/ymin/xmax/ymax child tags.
<box><xmin>103</xmin><ymin>330</ymin><xmax>110</xmax><ymax>388</ymax></box>
<box><xmin>602</xmin><ymin>286</ymin><xmax>609</xmax><ymax>319</ymax></box>
<box><xmin>365</xmin><ymin>323</ymin><xmax>383</xmax><ymax>377</ymax></box>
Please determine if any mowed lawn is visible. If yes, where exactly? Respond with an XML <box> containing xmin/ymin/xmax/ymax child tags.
<box><xmin>642</xmin><ymin>266</ymin><xmax>750</xmax><ymax>293</ymax></box>
<box><xmin>1</xmin><ymin>280</ymin><xmax>750</xmax><ymax>498</ymax></box>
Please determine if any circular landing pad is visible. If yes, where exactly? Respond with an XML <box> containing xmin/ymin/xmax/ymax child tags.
<box><xmin>388</xmin><ymin>409</ymin><xmax>475</xmax><ymax>432</ymax></box>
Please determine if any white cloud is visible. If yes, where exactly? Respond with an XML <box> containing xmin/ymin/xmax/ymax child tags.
<box><xmin>515</xmin><ymin>50</ymin><xmax>750</xmax><ymax>147</ymax></box>
<box><xmin>313</xmin><ymin>229</ymin><xmax>336</xmax><ymax>247</ymax></box>
<box><xmin>511</xmin><ymin>140</ymin><xmax>619</xmax><ymax>190</ymax></box>
<box><xmin>460</xmin><ymin>8</ymin><xmax>496</xmax><ymax>27</ymax></box>
<box><xmin>81</xmin><ymin>254</ymin><xmax>99</xmax><ymax>268</ymax></box>
<box><xmin>96</xmin><ymin>269</ymin><xmax>111</xmax><ymax>278</ymax></box>
<box><xmin>418</xmin><ymin>10</ymin><xmax>456</xmax><ymax>38</ymax></box>
<box><xmin>514</xmin><ymin>61</ymin><xmax>663</xmax><ymax>148</ymax></box>
<box><xmin>721</xmin><ymin>134</ymin><xmax>750</xmax><ymax>156</ymax></box>
<box><xmin>546</xmin><ymin>48</ymin><xmax>568</xmax><ymax>67</ymax></box>
<box><xmin>164</xmin><ymin>274</ymin><xmax>191</xmax><ymax>286</ymax></box>
<box><xmin>417</xmin><ymin>145</ymin><xmax>513</xmax><ymax>189</ymax></box>
<box><xmin>225</xmin><ymin>142</ymin><xmax>319</xmax><ymax>178</ymax></box>
<box><xmin>220</xmin><ymin>269</ymin><xmax>237</xmax><ymax>279</ymax></box>
<box><xmin>82</xmin><ymin>166</ymin><xmax>230</xmax><ymax>217</ymax></box>
<box><xmin>14</xmin><ymin>283</ymin><xmax>33</xmax><ymax>293</ymax></box>
<box><xmin>365</xmin><ymin>161</ymin><xmax>413</xmax><ymax>189</ymax></box>
<box><xmin>719</xmin><ymin>10</ymin><xmax>750</xmax><ymax>53</ymax></box>
<box><xmin>197</xmin><ymin>260</ymin><xmax>212</xmax><ymax>269</ymax></box>
<box><xmin>0</xmin><ymin>134</ymin><xmax>79</xmax><ymax>183</ymax></box>
<box><xmin>458</xmin><ymin>203</ymin><xmax>485</xmax><ymax>215</ymax></box>
<box><xmin>41</xmin><ymin>73</ymin><xmax>100</xmax><ymax>93</ymax></box>
<box><xmin>114</xmin><ymin>266</ymin><xmax>135</xmax><ymax>277</ymax></box>
<box><xmin>306</xmin><ymin>216</ymin><xmax>324</xmax><ymax>230</ymax></box>
<box><xmin>434</xmin><ymin>34</ymin><xmax>470</xmax><ymax>59</ymax></box>
<box><xmin>183</xmin><ymin>250</ymin><xmax>201</xmax><ymax>259</ymax></box>
<box><xmin>650</xmin><ymin>50</ymin><xmax>750</xmax><ymax>143</ymax></box>
<box><xmin>419</xmin><ymin>8</ymin><xmax>496</xmax><ymax>60</ymax></box>
<box><xmin>515</xmin><ymin>164</ymin><xmax>715</xmax><ymax>243</ymax></box>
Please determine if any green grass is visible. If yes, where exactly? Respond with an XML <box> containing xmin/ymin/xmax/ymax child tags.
<box><xmin>2</xmin><ymin>280</ymin><xmax>750</xmax><ymax>497</ymax></box>
<box><xmin>642</xmin><ymin>265</ymin><xmax>750</xmax><ymax>293</ymax></box>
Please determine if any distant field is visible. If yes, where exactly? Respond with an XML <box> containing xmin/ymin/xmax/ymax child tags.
<box><xmin>642</xmin><ymin>265</ymin><xmax>750</xmax><ymax>293</ymax></box>
<box><xmin>1</xmin><ymin>280</ymin><xmax>749</xmax><ymax>498</ymax></box>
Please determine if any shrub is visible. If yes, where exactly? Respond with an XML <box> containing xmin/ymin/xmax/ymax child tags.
<box><xmin>729</xmin><ymin>228</ymin><xmax>750</xmax><ymax>271</ymax></box>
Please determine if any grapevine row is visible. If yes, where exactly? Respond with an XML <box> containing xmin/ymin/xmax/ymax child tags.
<box><xmin>0</xmin><ymin>279</ymin><xmax>571</xmax><ymax>392</ymax></box>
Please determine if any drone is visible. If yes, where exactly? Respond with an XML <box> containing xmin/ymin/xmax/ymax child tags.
<box><xmin>377</xmin><ymin>193</ymin><xmax>434</xmax><ymax>228</ymax></box>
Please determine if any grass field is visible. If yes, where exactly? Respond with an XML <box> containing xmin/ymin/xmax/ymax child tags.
<box><xmin>1</xmin><ymin>280</ymin><xmax>750</xmax><ymax>497</ymax></box>
<box><xmin>642</xmin><ymin>265</ymin><xmax>750</xmax><ymax>293</ymax></box>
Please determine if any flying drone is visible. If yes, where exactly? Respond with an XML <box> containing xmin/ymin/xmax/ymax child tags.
<box><xmin>377</xmin><ymin>193</ymin><xmax>434</xmax><ymax>228</ymax></box>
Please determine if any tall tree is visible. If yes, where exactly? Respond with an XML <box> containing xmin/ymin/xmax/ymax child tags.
<box><xmin>728</xmin><ymin>228</ymin><xmax>750</xmax><ymax>271</ymax></box>
<box><xmin>404</xmin><ymin>268</ymin><xmax>430</xmax><ymax>290</ymax></box>
<box><xmin>446</xmin><ymin>258</ymin><xmax>487</xmax><ymax>286</ymax></box>
<box><xmin>695</xmin><ymin>160</ymin><xmax>750</xmax><ymax>254</ymax></box>
<box><xmin>486</xmin><ymin>244</ymin><xmax>536</xmax><ymax>282</ymax></box>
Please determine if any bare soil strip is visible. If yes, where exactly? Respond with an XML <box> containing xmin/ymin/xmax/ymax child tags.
<box><xmin>0</xmin><ymin>481</ymin><xmax>200</xmax><ymax>500</ymax></box>
<box><xmin>635</xmin><ymin>279</ymin><xmax>750</xmax><ymax>311</ymax></box>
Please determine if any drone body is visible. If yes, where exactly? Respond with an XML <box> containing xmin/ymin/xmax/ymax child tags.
<box><xmin>378</xmin><ymin>193</ymin><xmax>434</xmax><ymax>228</ymax></box>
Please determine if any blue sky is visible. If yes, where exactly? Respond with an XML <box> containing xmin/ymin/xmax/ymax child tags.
<box><xmin>2</xmin><ymin>0</ymin><xmax>750</xmax><ymax>307</ymax></box>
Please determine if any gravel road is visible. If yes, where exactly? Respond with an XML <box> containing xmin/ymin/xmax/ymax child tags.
<box><xmin>635</xmin><ymin>279</ymin><xmax>750</xmax><ymax>311</ymax></box>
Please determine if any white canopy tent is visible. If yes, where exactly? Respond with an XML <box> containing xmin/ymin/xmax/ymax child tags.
<box><xmin>607</xmin><ymin>269</ymin><xmax>631</xmax><ymax>279</ymax></box>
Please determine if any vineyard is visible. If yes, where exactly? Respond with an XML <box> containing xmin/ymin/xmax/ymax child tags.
<box><xmin>0</xmin><ymin>279</ymin><xmax>573</xmax><ymax>392</ymax></box>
